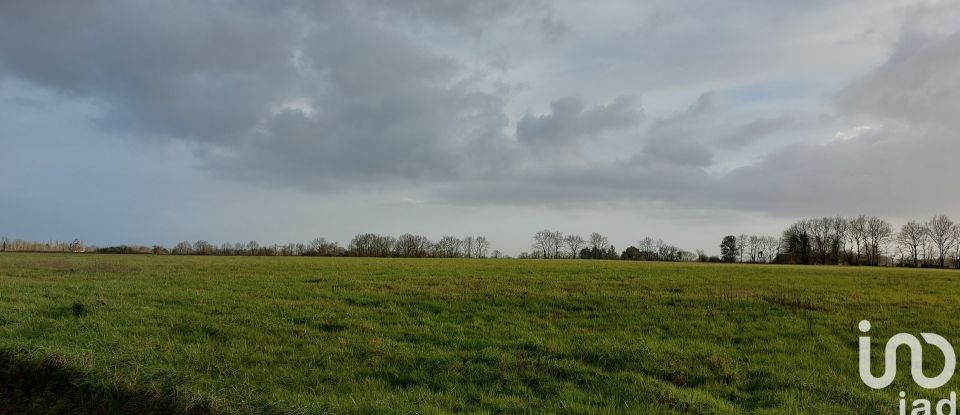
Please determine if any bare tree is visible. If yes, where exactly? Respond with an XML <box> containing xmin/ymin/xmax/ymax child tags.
<box><xmin>395</xmin><ymin>234</ymin><xmax>431</xmax><ymax>258</ymax></box>
<box><xmin>376</xmin><ymin>235</ymin><xmax>396</xmax><ymax>257</ymax></box>
<box><xmin>246</xmin><ymin>240</ymin><xmax>260</xmax><ymax>256</ymax></box>
<box><xmin>436</xmin><ymin>236</ymin><xmax>462</xmax><ymax>258</ymax></box>
<box><xmin>551</xmin><ymin>231</ymin><xmax>564</xmax><ymax>259</ymax></box>
<box><xmin>810</xmin><ymin>217</ymin><xmax>833</xmax><ymax>265</ymax></box>
<box><xmin>849</xmin><ymin>215</ymin><xmax>867</xmax><ymax>265</ymax></box>
<box><xmin>349</xmin><ymin>233</ymin><xmax>375</xmax><ymax>257</ymax></box>
<box><xmin>462</xmin><ymin>236</ymin><xmax>475</xmax><ymax>258</ymax></box>
<box><xmin>866</xmin><ymin>216</ymin><xmax>893</xmax><ymax>266</ymax></box>
<box><xmin>173</xmin><ymin>241</ymin><xmax>194</xmax><ymax>255</ymax></box>
<box><xmin>638</xmin><ymin>237</ymin><xmax>655</xmax><ymax>257</ymax></box>
<box><xmin>759</xmin><ymin>236</ymin><xmax>781</xmax><ymax>263</ymax></box>
<box><xmin>832</xmin><ymin>216</ymin><xmax>849</xmax><ymax>265</ymax></box>
<box><xmin>563</xmin><ymin>234</ymin><xmax>586</xmax><ymax>259</ymax></box>
<box><xmin>927</xmin><ymin>215</ymin><xmax>957</xmax><ymax>268</ymax></box>
<box><xmin>532</xmin><ymin>230</ymin><xmax>553</xmax><ymax>258</ymax></box>
<box><xmin>193</xmin><ymin>240</ymin><xmax>214</xmax><ymax>255</ymax></box>
<box><xmin>736</xmin><ymin>234</ymin><xmax>748</xmax><ymax>262</ymax></box>
<box><xmin>533</xmin><ymin>230</ymin><xmax>565</xmax><ymax>259</ymax></box>
<box><xmin>474</xmin><ymin>236</ymin><xmax>490</xmax><ymax>258</ymax></box>
<box><xmin>658</xmin><ymin>243</ymin><xmax>680</xmax><ymax>261</ymax></box>
<box><xmin>898</xmin><ymin>221</ymin><xmax>928</xmax><ymax>267</ymax></box>
<box><xmin>747</xmin><ymin>235</ymin><xmax>760</xmax><ymax>263</ymax></box>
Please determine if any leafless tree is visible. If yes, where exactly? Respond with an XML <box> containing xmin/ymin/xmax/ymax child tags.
<box><xmin>474</xmin><ymin>236</ymin><xmax>490</xmax><ymax>258</ymax></box>
<box><xmin>462</xmin><ymin>236</ymin><xmax>475</xmax><ymax>258</ymax></box>
<box><xmin>533</xmin><ymin>230</ymin><xmax>564</xmax><ymax>259</ymax></box>
<box><xmin>279</xmin><ymin>243</ymin><xmax>297</xmax><ymax>256</ymax></box>
<box><xmin>395</xmin><ymin>234</ymin><xmax>431</xmax><ymax>258</ymax></box>
<box><xmin>810</xmin><ymin>217</ymin><xmax>833</xmax><ymax>265</ymax></box>
<box><xmin>435</xmin><ymin>236</ymin><xmax>462</xmax><ymax>258</ymax></box>
<box><xmin>349</xmin><ymin>233</ymin><xmax>395</xmax><ymax>257</ymax></box>
<box><xmin>173</xmin><ymin>241</ymin><xmax>193</xmax><ymax>255</ymax></box>
<box><xmin>532</xmin><ymin>230</ymin><xmax>553</xmax><ymax>258</ymax></box>
<box><xmin>246</xmin><ymin>240</ymin><xmax>260</xmax><ymax>256</ymax></box>
<box><xmin>309</xmin><ymin>237</ymin><xmax>343</xmax><ymax>256</ymax></box>
<box><xmin>736</xmin><ymin>234</ymin><xmax>748</xmax><ymax>262</ymax></box>
<box><xmin>927</xmin><ymin>215</ymin><xmax>957</xmax><ymax>268</ymax></box>
<box><xmin>898</xmin><ymin>221</ymin><xmax>928</xmax><ymax>267</ymax></box>
<box><xmin>193</xmin><ymin>240</ymin><xmax>214</xmax><ymax>255</ymax></box>
<box><xmin>866</xmin><ymin>216</ymin><xmax>893</xmax><ymax>266</ymax></box>
<box><xmin>832</xmin><ymin>216</ymin><xmax>849</xmax><ymax>265</ymax></box>
<box><xmin>349</xmin><ymin>233</ymin><xmax>375</xmax><ymax>257</ymax></box>
<box><xmin>747</xmin><ymin>235</ymin><xmax>760</xmax><ymax>263</ymax></box>
<box><xmin>658</xmin><ymin>243</ymin><xmax>680</xmax><ymax>261</ymax></box>
<box><xmin>559</xmin><ymin>234</ymin><xmax>582</xmax><ymax>259</ymax></box>
<box><xmin>849</xmin><ymin>215</ymin><xmax>867</xmax><ymax>265</ymax></box>
<box><xmin>759</xmin><ymin>235</ymin><xmax>781</xmax><ymax>263</ymax></box>
<box><xmin>638</xmin><ymin>237</ymin><xmax>655</xmax><ymax>256</ymax></box>
<box><xmin>549</xmin><ymin>231</ymin><xmax>563</xmax><ymax>259</ymax></box>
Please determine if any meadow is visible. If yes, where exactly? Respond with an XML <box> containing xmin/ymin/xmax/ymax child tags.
<box><xmin>0</xmin><ymin>253</ymin><xmax>958</xmax><ymax>414</ymax></box>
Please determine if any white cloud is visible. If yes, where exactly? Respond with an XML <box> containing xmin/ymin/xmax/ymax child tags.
<box><xmin>832</xmin><ymin>125</ymin><xmax>875</xmax><ymax>142</ymax></box>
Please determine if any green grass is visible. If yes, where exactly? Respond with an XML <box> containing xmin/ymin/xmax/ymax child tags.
<box><xmin>0</xmin><ymin>253</ymin><xmax>958</xmax><ymax>414</ymax></box>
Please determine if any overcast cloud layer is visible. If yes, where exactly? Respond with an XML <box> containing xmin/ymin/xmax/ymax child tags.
<box><xmin>2</xmin><ymin>0</ymin><xmax>959</xmax><ymax>254</ymax></box>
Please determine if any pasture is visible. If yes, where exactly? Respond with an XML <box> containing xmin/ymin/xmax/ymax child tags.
<box><xmin>0</xmin><ymin>253</ymin><xmax>957</xmax><ymax>414</ymax></box>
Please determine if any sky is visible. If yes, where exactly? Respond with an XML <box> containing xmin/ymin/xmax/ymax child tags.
<box><xmin>1</xmin><ymin>0</ymin><xmax>959</xmax><ymax>255</ymax></box>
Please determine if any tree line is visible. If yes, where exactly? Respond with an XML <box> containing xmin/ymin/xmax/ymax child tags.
<box><xmin>522</xmin><ymin>230</ymin><xmax>697</xmax><ymax>262</ymax></box>
<box><xmin>0</xmin><ymin>238</ymin><xmax>85</xmax><ymax>253</ymax></box>
<box><xmin>722</xmin><ymin>214</ymin><xmax>960</xmax><ymax>268</ymax></box>
<box><xmin>346</xmin><ymin>234</ymin><xmax>494</xmax><ymax>258</ymax></box>
<box><xmin>6</xmin><ymin>214</ymin><xmax>960</xmax><ymax>268</ymax></box>
<box><xmin>0</xmin><ymin>234</ymin><xmax>499</xmax><ymax>259</ymax></box>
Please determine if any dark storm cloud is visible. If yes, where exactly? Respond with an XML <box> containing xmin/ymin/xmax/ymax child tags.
<box><xmin>0</xmin><ymin>0</ymin><xmax>524</xmax><ymax>187</ymax></box>
<box><xmin>0</xmin><ymin>0</ymin><xmax>301</xmax><ymax>142</ymax></box>
<box><xmin>1</xmin><ymin>0</ymin><xmax>956</xmax><ymax>221</ymax></box>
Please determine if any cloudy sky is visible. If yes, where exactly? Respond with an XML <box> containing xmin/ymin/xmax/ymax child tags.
<box><xmin>2</xmin><ymin>0</ymin><xmax>959</xmax><ymax>255</ymax></box>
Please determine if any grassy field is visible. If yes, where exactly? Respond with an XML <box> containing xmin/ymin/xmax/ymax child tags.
<box><xmin>0</xmin><ymin>253</ymin><xmax>958</xmax><ymax>414</ymax></box>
